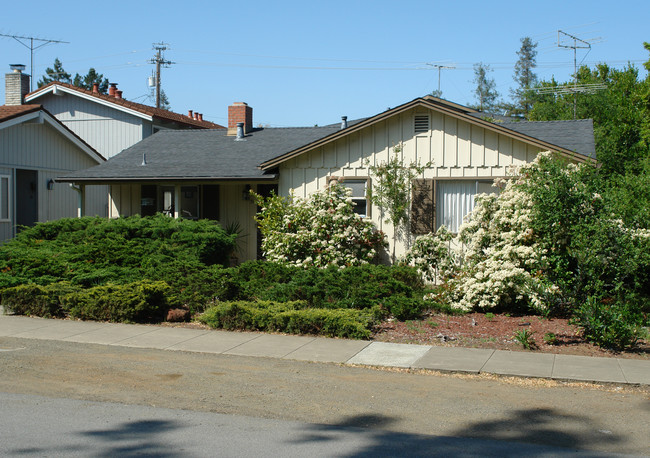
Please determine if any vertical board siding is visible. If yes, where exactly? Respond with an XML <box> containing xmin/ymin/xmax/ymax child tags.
<box><xmin>277</xmin><ymin>106</ymin><xmax>551</xmax><ymax>260</ymax></box>
<box><xmin>0</xmin><ymin>119</ymin><xmax>106</xmax><ymax>241</ymax></box>
<box><xmin>37</xmin><ymin>93</ymin><xmax>145</xmax><ymax>159</ymax></box>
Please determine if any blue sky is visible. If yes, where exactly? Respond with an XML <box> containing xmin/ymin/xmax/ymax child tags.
<box><xmin>2</xmin><ymin>0</ymin><xmax>648</xmax><ymax>127</ymax></box>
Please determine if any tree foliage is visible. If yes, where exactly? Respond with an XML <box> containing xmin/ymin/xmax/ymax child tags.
<box><xmin>38</xmin><ymin>58</ymin><xmax>110</xmax><ymax>95</ymax></box>
<box><xmin>72</xmin><ymin>68</ymin><xmax>109</xmax><ymax>94</ymax></box>
<box><xmin>528</xmin><ymin>57</ymin><xmax>650</xmax><ymax>178</ymax></box>
<box><xmin>367</xmin><ymin>143</ymin><xmax>429</xmax><ymax>263</ymax></box>
<box><xmin>509</xmin><ymin>37</ymin><xmax>538</xmax><ymax>117</ymax></box>
<box><xmin>470</xmin><ymin>62</ymin><xmax>499</xmax><ymax>112</ymax></box>
<box><xmin>37</xmin><ymin>58</ymin><xmax>71</xmax><ymax>87</ymax></box>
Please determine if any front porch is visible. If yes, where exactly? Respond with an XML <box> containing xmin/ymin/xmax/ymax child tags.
<box><xmin>108</xmin><ymin>182</ymin><xmax>277</xmax><ymax>263</ymax></box>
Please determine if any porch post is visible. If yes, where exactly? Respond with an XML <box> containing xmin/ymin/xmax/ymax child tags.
<box><xmin>174</xmin><ymin>184</ymin><xmax>180</xmax><ymax>219</ymax></box>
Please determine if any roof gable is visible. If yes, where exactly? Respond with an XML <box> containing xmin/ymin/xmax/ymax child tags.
<box><xmin>1</xmin><ymin>104</ymin><xmax>105</xmax><ymax>163</ymax></box>
<box><xmin>259</xmin><ymin>96</ymin><xmax>595</xmax><ymax>170</ymax></box>
<box><xmin>25</xmin><ymin>82</ymin><xmax>223</xmax><ymax>129</ymax></box>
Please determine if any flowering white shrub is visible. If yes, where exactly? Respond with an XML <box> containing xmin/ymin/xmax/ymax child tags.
<box><xmin>253</xmin><ymin>184</ymin><xmax>387</xmax><ymax>268</ymax></box>
<box><xmin>445</xmin><ymin>154</ymin><xmax>560</xmax><ymax>312</ymax></box>
<box><xmin>404</xmin><ymin>226</ymin><xmax>459</xmax><ymax>284</ymax></box>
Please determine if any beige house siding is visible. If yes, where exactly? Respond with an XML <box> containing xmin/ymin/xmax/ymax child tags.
<box><xmin>278</xmin><ymin>107</ymin><xmax>544</xmax><ymax>259</ymax></box>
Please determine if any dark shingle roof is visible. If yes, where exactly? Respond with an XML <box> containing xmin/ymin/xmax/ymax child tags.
<box><xmin>500</xmin><ymin>119</ymin><xmax>596</xmax><ymax>159</ymax></box>
<box><xmin>59</xmin><ymin>126</ymin><xmax>341</xmax><ymax>182</ymax></box>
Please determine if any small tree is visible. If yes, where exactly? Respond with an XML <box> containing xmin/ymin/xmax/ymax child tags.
<box><xmin>470</xmin><ymin>63</ymin><xmax>499</xmax><ymax>112</ymax></box>
<box><xmin>367</xmin><ymin>143</ymin><xmax>429</xmax><ymax>263</ymax></box>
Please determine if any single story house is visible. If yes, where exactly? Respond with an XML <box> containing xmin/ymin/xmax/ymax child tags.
<box><xmin>1</xmin><ymin>66</ymin><xmax>105</xmax><ymax>242</ymax></box>
<box><xmin>59</xmin><ymin>96</ymin><xmax>595</xmax><ymax>262</ymax></box>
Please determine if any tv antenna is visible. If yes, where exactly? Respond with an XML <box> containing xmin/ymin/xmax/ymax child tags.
<box><xmin>425</xmin><ymin>63</ymin><xmax>455</xmax><ymax>96</ymax></box>
<box><xmin>555</xmin><ymin>30</ymin><xmax>606</xmax><ymax>118</ymax></box>
<box><xmin>0</xmin><ymin>33</ymin><xmax>69</xmax><ymax>91</ymax></box>
<box><xmin>149</xmin><ymin>42</ymin><xmax>175</xmax><ymax>109</ymax></box>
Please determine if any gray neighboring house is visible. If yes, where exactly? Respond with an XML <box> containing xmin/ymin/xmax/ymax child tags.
<box><xmin>1</xmin><ymin>66</ymin><xmax>105</xmax><ymax>242</ymax></box>
<box><xmin>22</xmin><ymin>76</ymin><xmax>224</xmax><ymax>218</ymax></box>
<box><xmin>59</xmin><ymin>96</ymin><xmax>596</xmax><ymax>263</ymax></box>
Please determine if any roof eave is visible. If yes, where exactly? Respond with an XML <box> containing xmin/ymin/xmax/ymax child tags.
<box><xmin>56</xmin><ymin>174</ymin><xmax>279</xmax><ymax>184</ymax></box>
<box><xmin>259</xmin><ymin>98</ymin><xmax>595</xmax><ymax>170</ymax></box>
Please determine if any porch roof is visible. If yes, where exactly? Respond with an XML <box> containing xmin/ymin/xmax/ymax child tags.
<box><xmin>58</xmin><ymin>125</ymin><xmax>341</xmax><ymax>183</ymax></box>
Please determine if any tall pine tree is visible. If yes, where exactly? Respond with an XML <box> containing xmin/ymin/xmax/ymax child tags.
<box><xmin>510</xmin><ymin>37</ymin><xmax>538</xmax><ymax>117</ymax></box>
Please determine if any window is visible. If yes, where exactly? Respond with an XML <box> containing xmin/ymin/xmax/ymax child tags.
<box><xmin>414</xmin><ymin>114</ymin><xmax>430</xmax><ymax>134</ymax></box>
<box><xmin>411</xmin><ymin>179</ymin><xmax>499</xmax><ymax>234</ymax></box>
<box><xmin>1</xmin><ymin>175</ymin><xmax>10</xmax><ymax>221</ymax></box>
<box><xmin>330</xmin><ymin>177</ymin><xmax>370</xmax><ymax>217</ymax></box>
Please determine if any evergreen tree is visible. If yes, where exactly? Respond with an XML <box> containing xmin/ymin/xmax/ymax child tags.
<box><xmin>510</xmin><ymin>37</ymin><xmax>538</xmax><ymax>117</ymax></box>
<box><xmin>37</xmin><ymin>58</ymin><xmax>71</xmax><ymax>87</ymax></box>
<box><xmin>470</xmin><ymin>63</ymin><xmax>499</xmax><ymax>112</ymax></box>
<box><xmin>72</xmin><ymin>68</ymin><xmax>109</xmax><ymax>94</ymax></box>
<box><xmin>159</xmin><ymin>89</ymin><xmax>171</xmax><ymax>111</ymax></box>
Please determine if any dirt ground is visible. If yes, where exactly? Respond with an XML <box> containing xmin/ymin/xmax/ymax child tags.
<box><xmin>171</xmin><ymin>310</ymin><xmax>649</xmax><ymax>360</ymax></box>
<box><xmin>373</xmin><ymin>312</ymin><xmax>650</xmax><ymax>360</ymax></box>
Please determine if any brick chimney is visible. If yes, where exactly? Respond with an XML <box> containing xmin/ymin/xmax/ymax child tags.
<box><xmin>228</xmin><ymin>102</ymin><xmax>253</xmax><ymax>136</ymax></box>
<box><xmin>115</xmin><ymin>90</ymin><xmax>123</xmax><ymax>99</ymax></box>
<box><xmin>5</xmin><ymin>64</ymin><xmax>30</xmax><ymax>106</ymax></box>
<box><xmin>108</xmin><ymin>82</ymin><xmax>117</xmax><ymax>97</ymax></box>
<box><xmin>92</xmin><ymin>83</ymin><xmax>100</xmax><ymax>93</ymax></box>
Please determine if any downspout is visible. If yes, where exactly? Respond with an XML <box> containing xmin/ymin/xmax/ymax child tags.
<box><xmin>69</xmin><ymin>183</ymin><xmax>85</xmax><ymax>218</ymax></box>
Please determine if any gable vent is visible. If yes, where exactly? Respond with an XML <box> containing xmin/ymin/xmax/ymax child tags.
<box><xmin>414</xmin><ymin>115</ymin><xmax>430</xmax><ymax>134</ymax></box>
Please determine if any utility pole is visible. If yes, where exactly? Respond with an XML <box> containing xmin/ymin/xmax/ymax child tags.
<box><xmin>558</xmin><ymin>30</ymin><xmax>591</xmax><ymax>119</ymax></box>
<box><xmin>0</xmin><ymin>33</ymin><xmax>69</xmax><ymax>91</ymax></box>
<box><xmin>149</xmin><ymin>43</ymin><xmax>174</xmax><ymax>109</ymax></box>
<box><xmin>425</xmin><ymin>64</ymin><xmax>455</xmax><ymax>96</ymax></box>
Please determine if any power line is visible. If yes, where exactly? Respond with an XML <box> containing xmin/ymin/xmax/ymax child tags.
<box><xmin>0</xmin><ymin>33</ymin><xmax>69</xmax><ymax>90</ymax></box>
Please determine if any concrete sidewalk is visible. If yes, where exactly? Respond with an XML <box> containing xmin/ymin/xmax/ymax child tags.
<box><xmin>1</xmin><ymin>313</ymin><xmax>648</xmax><ymax>386</ymax></box>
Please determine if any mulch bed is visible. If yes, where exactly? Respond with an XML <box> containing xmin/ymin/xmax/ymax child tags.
<box><xmin>373</xmin><ymin>312</ymin><xmax>650</xmax><ymax>360</ymax></box>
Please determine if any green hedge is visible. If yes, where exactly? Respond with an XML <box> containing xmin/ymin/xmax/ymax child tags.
<box><xmin>0</xmin><ymin>215</ymin><xmax>237</xmax><ymax>290</ymax></box>
<box><xmin>0</xmin><ymin>282</ymin><xmax>75</xmax><ymax>318</ymax></box>
<box><xmin>199</xmin><ymin>300</ymin><xmax>377</xmax><ymax>339</ymax></box>
<box><xmin>62</xmin><ymin>280</ymin><xmax>172</xmax><ymax>323</ymax></box>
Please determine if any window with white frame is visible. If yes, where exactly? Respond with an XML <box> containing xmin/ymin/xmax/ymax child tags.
<box><xmin>411</xmin><ymin>179</ymin><xmax>499</xmax><ymax>234</ymax></box>
<box><xmin>1</xmin><ymin>175</ymin><xmax>10</xmax><ymax>221</ymax></box>
<box><xmin>436</xmin><ymin>180</ymin><xmax>498</xmax><ymax>232</ymax></box>
<box><xmin>331</xmin><ymin>177</ymin><xmax>370</xmax><ymax>217</ymax></box>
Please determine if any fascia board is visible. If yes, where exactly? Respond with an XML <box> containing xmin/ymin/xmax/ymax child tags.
<box><xmin>260</xmin><ymin>99</ymin><xmax>593</xmax><ymax>170</ymax></box>
<box><xmin>26</xmin><ymin>85</ymin><xmax>154</xmax><ymax>122</ymax></box>
<box><xmin>0</xmin><ymin>110</ymin><xmax>41</xmax><ymax>130</ymax></box>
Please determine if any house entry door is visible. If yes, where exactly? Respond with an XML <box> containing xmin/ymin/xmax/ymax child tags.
<box><xmin>16</xmin><ymin>169</ymin><xmax>38</xmax><ymax>230</ymax></box>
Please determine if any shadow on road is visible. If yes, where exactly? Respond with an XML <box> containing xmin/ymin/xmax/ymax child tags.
<box><xmin>78</xmin><ymin>419</ymin><xmax>181</xmax><ymax>457</ymax></box>
<box><xmin>289</xmin><ymin>409</ymin><xmax>624</xmax><ymax>457</ymax></box>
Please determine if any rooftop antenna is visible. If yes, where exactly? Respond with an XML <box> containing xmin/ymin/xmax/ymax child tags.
<box><xmin>556</xmin><ymin>30</ymin><xmax>603</xmax><ymax>119</ymax></box>
<box><xmin>425</xmin><ymin>63</ymin><xmax>455</xmax><ymax>96</ymax></box>
<box><xmin>148</xmin><ymin>42</ymin><xmax>175</xmax><ymax>109</ymax></box>
<box><xmin>0</xmin><ymin>33</ymin><xmax>69</xmax><ymax>91</ymax></box>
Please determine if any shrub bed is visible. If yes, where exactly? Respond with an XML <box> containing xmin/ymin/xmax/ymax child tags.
<box><xmin>62</xmin><ymin>281</ymin><xmax>172</xmax><ymax>323</ymax></box>
<box><xmin>199</xmin><ymin>300</ymin><xmax>377</xmax><ymax>339</ymax></box>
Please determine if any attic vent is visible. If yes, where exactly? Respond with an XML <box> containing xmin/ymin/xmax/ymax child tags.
<box><xmin>414</xmin><ymin>115</ymin><xmax>430</xmax><ymax>134</ymax></box>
